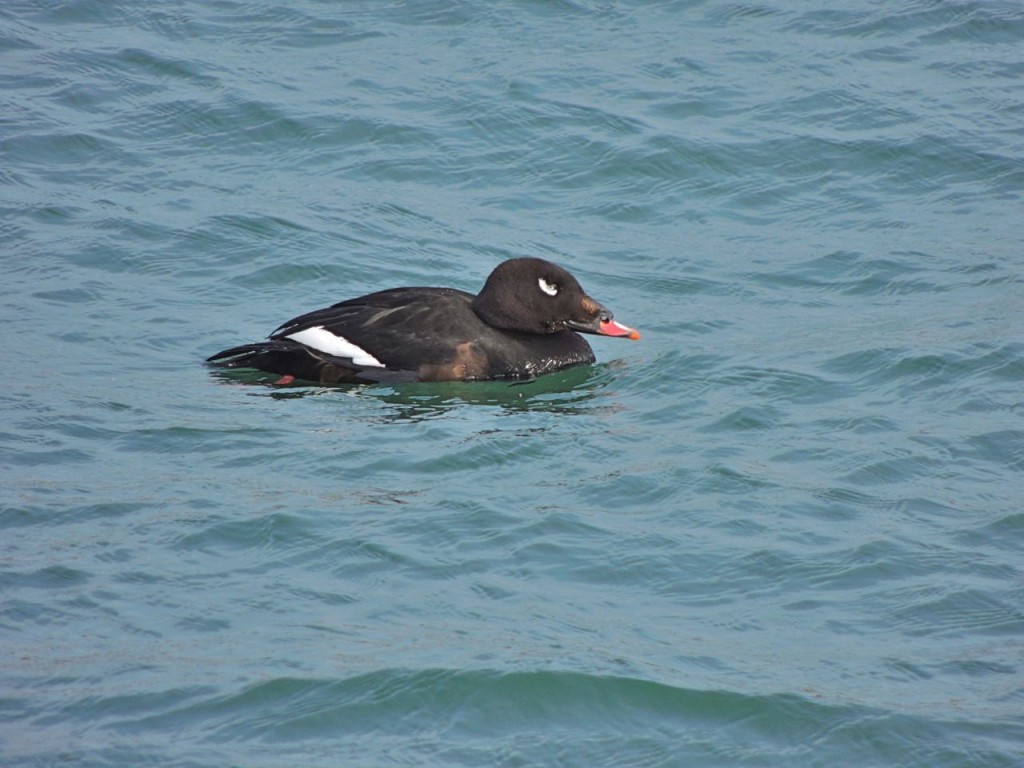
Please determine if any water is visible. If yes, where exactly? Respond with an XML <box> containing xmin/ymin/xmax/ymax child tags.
<box><xmin>2</xmin><ymin>1</ymin><xmax>1023</xmax><ymax>766</ymax></box>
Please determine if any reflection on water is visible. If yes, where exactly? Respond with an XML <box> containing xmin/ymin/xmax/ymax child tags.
<box><xmin>208</xmin><ymin>362</ymin><xmax>621</xmax><ymax>422</ymax></box>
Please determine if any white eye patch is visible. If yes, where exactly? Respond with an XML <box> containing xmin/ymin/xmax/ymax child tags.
<box><xmin>538</xmin><ymin>277</ymin><xmax>559</xmax><ymax>296</ymax></box>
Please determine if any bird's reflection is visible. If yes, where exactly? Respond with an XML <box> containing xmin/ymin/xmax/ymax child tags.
<box><xmin>210</xmin><ymin>362</ymin><xmax>625</xmax><ymax>423</ymax></box>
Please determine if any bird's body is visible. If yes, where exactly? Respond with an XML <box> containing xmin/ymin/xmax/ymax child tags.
<box><xmin>206</xmin><ymin>257</ymin><xmax>639</xmax><ymax>384</ymax></box>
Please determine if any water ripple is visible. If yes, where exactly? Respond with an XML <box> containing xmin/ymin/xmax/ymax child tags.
<box><xmin>4</xmin><ymin>1</ymin><xmax>1023</xmax><ymax>766</ymax></box>
<box><xmin>11</xmin><ymin>668</ymin><xmax>1007</xmax><ymax>767</ymax></box>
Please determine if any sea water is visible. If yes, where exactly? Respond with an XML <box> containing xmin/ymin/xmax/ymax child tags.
<box><xmin>2</xmin><ymin>1</ymin><xmax>1022</xmax><ymax>766</ymax></box>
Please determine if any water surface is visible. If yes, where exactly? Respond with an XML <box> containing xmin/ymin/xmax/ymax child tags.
<box><xmin>2</xmin><ymin>1</ymin><xmax>1022</xmax><ymax>766</ymax></box>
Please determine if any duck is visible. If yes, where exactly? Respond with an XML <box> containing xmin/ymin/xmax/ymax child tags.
<box><xmin>206</xmin><ymin>257</ymin><xmax>639</xmax><ymax>384</ymax></box>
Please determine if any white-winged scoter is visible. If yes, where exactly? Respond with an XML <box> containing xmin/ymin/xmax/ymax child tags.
<box><xmin>206</xmin><ymin>257</ymin><xmax>639</xmax><ymax>384</ymax></box>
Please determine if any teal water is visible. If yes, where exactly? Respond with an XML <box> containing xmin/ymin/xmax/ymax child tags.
<box><xmin>2</xmin><ymin>1</ymin><xmax>1023</xmax><ymax>766</ymax></box>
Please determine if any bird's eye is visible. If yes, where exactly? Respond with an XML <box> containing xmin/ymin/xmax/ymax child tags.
<box><xmin>538</xmin><ymin>277</ymin><xmax>559</xmax><ymax>296</ymax></box>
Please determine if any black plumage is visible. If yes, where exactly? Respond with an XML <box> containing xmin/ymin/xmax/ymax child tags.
<box><xmin>206</xmin><ymin>257</ymin><xmax>639</xmax><ymax>384</ymax></box>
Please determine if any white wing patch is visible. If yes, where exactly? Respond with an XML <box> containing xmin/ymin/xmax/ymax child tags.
<box><xmin>286</xmin><ymin>326</ymin><xmax>386</xmax><ymax>368</ymax></box>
